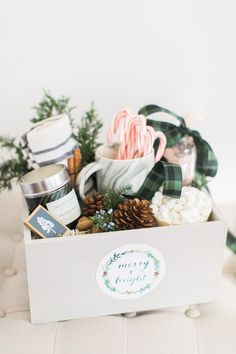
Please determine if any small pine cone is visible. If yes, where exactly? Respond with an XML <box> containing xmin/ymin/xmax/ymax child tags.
<box><xmin>113</xmin><ymin>198</ymin><xmax>156</xmax><ymax>230</ymax></box>
<box><xmin>76</xmin><ymin>216</ymin><xmax>93</xmax><ymax>231</ymax></box>
<box><xmin>82</xmin><ymin>192</ymin><xmax>104</xmax><ymax>216</ymax></box>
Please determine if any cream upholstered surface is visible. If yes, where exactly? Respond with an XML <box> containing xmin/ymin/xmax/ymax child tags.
<box><xmin>0</xmin><ymin>188</ymin><xmax>236</xmax><ymax>354</ymax></box>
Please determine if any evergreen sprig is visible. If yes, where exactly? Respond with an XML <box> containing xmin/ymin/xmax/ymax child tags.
<box><xmin>102</xmin><ymin>186</ymin><xmax>126</xmax><ymax>210</ymax></box>
<box><xmin>0</xmin><ymin>136</ymin><xmax>31</xmax><ymax>191</ymax></box>
<box><xmin>0</xmin><ymin>91</ymin><xmax>102</xmax><ymax>193</ymax></box>
<box><xmin>90</xmin><ymin>209</ymin><xmax>117</xmax><ymax>232</ymax></box>
<box><xmin>73</xmin><ymin>103</ymin><xmax>103</xmax><ymax>167</ymax></box>
<box><xmin>31</xmin><ymin>90</ymin><xmax>75</xmax><ymax>127</ymax></box>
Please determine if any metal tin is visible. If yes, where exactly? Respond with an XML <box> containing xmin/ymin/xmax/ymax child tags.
<box><xmin>20</xmin><ymin>164</ymin><xmax>81</xmax><ymax>228</ymax></box>
<box><xmin>20</xmin><ymin>164</ymin><xmax>70</xmax><ymax>197</ymax></box>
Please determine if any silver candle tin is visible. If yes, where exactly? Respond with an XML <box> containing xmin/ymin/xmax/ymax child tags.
<box><xmin>20</xmin><ymin>164</ymin><xmax>81</xmax><ymax>228</ymax></box>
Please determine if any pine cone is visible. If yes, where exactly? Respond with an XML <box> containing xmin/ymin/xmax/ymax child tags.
<box><xmin>82</xmin><ymin>192</ymin><xmax>104</xmax><ymax>216</ymax></box>
<box><xmin>113</xmin><ymin>198</ymin><xmax>156</xmax><ymax>230</ymax></box>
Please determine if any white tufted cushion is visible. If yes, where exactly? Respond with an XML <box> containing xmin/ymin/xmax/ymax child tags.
<box><xmin>0</xmin><ymin>187</ymin><xmax>236</xmax><ymax>354</ymax></box>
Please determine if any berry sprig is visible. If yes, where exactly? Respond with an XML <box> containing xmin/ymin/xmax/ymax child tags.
<box><xmin>90</xmin><ymin>209</ymin><xmax>117</xmax><ymax>232</ymax></box>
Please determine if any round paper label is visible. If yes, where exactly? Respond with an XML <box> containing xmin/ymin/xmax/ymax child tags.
<box><xmin>96</xmin><ymin>243</ymin><xmax>165</xmax><ymax>299</ymax></box>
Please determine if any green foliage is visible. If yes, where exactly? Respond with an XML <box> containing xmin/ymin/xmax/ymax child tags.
<box><xmin>73</xmin><ymin>103</ymin><xmax>103</xmax><ymax>167</ymax></box>
<box><xmin>0</xmin><ymin>136</ymin><xmax>31</xmax><ymax>192</ymax></box>
<box><xmin>101</xmin><ymin>186</ymin><xmax>125</xmax><ymax>210</ymax></box>
<box><xmin>0</xmin><ymin>91</ymin><xmax>102</xmax><ymax>193</ymax></box>
<box><xmin>0</xmin><ymin>90</ymin><xmax>74</xmax><ymax>193</ymax></box>
<box><xmin>31</xmin><ymin>90</ymin><xmax>75</xmax><ymax>126</ymax></box>
<box><xmin>90</xmin><ymin>209</ymin><xmax>117</xmax><ymax>232</ymax></box>
<box><xmin>30</xmin><ymin>92</ymin><xmax>103</xmax><ymax>166</ymax></box>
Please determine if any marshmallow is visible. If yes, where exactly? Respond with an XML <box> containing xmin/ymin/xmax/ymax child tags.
<box><xmin>151</xmin><ymin>186</ymin><xmax>212</xmax><ymax>226</ymax></box>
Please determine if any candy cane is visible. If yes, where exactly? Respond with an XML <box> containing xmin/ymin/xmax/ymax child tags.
<box><xmin>108</xmin><ymin>110</ymin><xmax>129</xmax><ymax>145</ymax></box>
<box><xmin>108</xmin><ymin>109</ymin><xmax>167</xmax><ymax>161</ymax></box>
<box><xmin>135</xmin><ymin>115</ymin><xmax>146</xmax><ymax>148</ymax></box>
<box><xmin>143</xmin><ymin>131</ymin><xmax>152</xmax><ymax>157</ymax></box>
<box><xmin>154</xmin><ymin>131</ymin><xmax>167</xmax><ymax>162</ymax></box>
<box><xmin>145</xmin><ymin>126</ymin><xmax>156</xmax><ymax>148</ymax></box>
<box><xmin>128</xmin><ymin>115</ymin><xmax>146</xmax><ymax>158</ymax></box>
<box><xmin>109</xmin><ymin>110</ymin><xmax>131</xmax><ymax>159</ymax></box>
<box><xmin>127</xmin><ymin>123</ymin><xmax>137</xmax><ymax>159</ymax></box>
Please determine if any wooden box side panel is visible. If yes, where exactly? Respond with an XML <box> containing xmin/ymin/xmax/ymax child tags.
<box><xmin>25</xmin><ymin>215</ymin><xmax>227</xmax><ymax>323</ymax></box>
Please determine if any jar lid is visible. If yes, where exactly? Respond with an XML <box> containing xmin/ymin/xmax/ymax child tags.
<box><xmin>19</xmin><ymin>164</ymin><xmax>70</xmax><ymax>197</ymax></box>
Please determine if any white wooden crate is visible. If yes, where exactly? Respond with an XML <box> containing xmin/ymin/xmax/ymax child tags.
<box><xmin>23</xmin><ymin>204</ymin><xmax>227</xmax><ymax>324</ymax></box>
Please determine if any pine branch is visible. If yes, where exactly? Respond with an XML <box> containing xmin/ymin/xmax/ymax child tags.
<box><xmin>73</xmin><ymin>103</ymin><xmax>103</xmax><ymax>167</ymax></box>
<box><xmin>90</xmin><ymin>209</ymin><xmax>117</xmax><ymax>232</ymax></box>
<box><xmin>101</xmin><ymin>186</ymin><xmax>125</xmax><ymax>210</ymax></box>
<box><xmin>31</xmin><ymin>90</ymin><xmax>75</xmax><ymax>127</ymax></box>
<box><xmin>0</xmin><ymin>92</ymin><xmax>102</xmax><ymax>193</ymax></box>
<box><xmin>0</xmin><ymin>136</ymin><xmax>31</xmax><ymax>192</ymax></box>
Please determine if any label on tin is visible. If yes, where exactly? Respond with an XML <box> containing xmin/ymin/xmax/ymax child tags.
<box><xmin>46</xmin><ymin>189</ymin><xmax>81</xmax><ymax>225</ymax></box>
<box><xmin>96</xmin><ymin>243</ymin><xmax>165</xmax><ymax>299</ymax></box>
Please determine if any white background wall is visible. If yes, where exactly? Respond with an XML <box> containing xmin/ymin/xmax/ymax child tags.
<box><xmin>0</xmin><ymin>0</ymin><xmax>235</xmax><ymax>211</ymax></box>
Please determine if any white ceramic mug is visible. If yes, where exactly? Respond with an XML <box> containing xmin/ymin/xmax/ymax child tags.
<box><xmin>77</xmin><ymin>145</ymin><xmax>154</xmax><ymax>200</ymax></box>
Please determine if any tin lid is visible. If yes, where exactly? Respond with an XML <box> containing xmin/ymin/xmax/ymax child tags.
<box><xmin>19</xmin><ymin>164</ymin><xmax>70</xmax><ymax>197</ymax></box>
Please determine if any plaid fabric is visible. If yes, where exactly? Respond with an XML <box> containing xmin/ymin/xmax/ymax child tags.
<box><xmin>139</xmin><ymin>104</ymin><xmax>218</xmax><ymax>178</ymax></box>
<box><xmin>125</xmin><ymin>161</ymin><xmax>182</xmax><ymax>201</ymax></box>
<box><xmin>227</xmin><ymin>230</ymin><xmax>236</xmax><ymax>254</ymax></box>
<box><xmin>139</xmin><ymin>104</ymin><xmax>186</xmax><ymax>127</ymax></box>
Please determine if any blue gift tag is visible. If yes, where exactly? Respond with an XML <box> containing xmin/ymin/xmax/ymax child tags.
<box><xmin>24</xmin><ymin>205</ymin><xmax>70</xmax><ymax>238</ymax></box>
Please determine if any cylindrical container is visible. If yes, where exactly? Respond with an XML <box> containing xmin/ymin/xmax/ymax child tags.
<box><xmin>20</xmin><ymin>164</ymin><xmax>81</xmax><ymax>229</ymax></box>
<box><xmin>164</xmin><ymin>135</ymin><xmax>197</xmax><ymax>185</ymax></box>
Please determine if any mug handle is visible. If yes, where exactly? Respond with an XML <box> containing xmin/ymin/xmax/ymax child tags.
<box><xmin>76</xmin><ymin>162</ymin><xmax>102</xmax><ymax>200</ymax></box>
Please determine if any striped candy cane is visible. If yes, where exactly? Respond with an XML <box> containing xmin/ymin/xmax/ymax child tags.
<box><xmin>108</xmin><ymin>110</ymin><xmax>167</xmax><ymax>161</ymax></box>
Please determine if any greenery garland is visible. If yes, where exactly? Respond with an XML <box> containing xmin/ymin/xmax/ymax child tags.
<box><xmin>73</xmin><ymin>103</ymin><xmax>103</xmax><ymax>167</ymax></box>
<box><xmin>0</xmin><ymin>136</ymin><xmax>31</xmax><ymax>191</ymax></box>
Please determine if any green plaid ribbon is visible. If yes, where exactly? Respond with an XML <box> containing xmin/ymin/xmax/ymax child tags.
<box><xmin>133</xmin><ymin>160</ymin><xmax>183</xmax><ymax>200</ymax></box>
<box><xmin>139</xmin><ymin>104</ymin><xmax>218</xmax><ymax>178</ymax></box>
<box><xmin>227</xmin><ymin>230</ymin><xmax>236</xmax><ymax>254</ymax></box>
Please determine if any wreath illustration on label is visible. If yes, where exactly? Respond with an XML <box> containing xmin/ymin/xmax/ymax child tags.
<box><xmin>96</xmin><ymin>244</ymin><xmax>165</xmax><ymax>299</ymax></box>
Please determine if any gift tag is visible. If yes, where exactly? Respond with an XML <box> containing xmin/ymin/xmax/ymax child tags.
<box><xmin>24</xmin><ymin>205</ymin><xmax>70</xmax><ymax>239</ymax></box>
